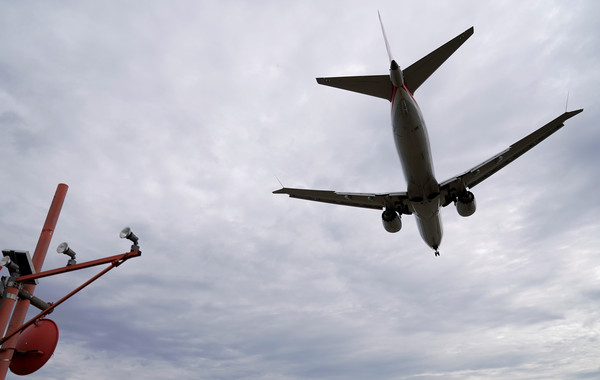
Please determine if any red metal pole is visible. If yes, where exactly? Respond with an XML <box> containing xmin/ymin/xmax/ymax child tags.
<box><xmin>16</xmin><ymin>250</ymin><xmax>141</xmax><ymax>283</ymax></box>
<box><xmin>1</xmin><ymin>259</ymin><xmax>120</xmax><ymax>346</ymax></box>
<box><xmin>0</xmin><ymin>183</ymin><xmax>68</xmax><ymax>379</ymax></box>
<box><xmin>29</xmin><ymin>184</ymin><xmax>69</xmax><ymax>273</ymax></box>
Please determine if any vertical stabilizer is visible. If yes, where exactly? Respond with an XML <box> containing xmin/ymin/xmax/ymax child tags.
<box><xmin>378</xmin><ymin>11</ymin><xmax>404</xmax><ymax>87</ymax></box>
<box><xmin>378</xmin><ymin>11</ymin><xmax>394</xmax><ymax>63</ymax></box>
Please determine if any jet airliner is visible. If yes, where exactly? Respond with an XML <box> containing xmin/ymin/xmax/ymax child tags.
<box><xmin>274</xmin><ymin>16</ymin><xmax>583</xmax><ymax>256</ymax></box>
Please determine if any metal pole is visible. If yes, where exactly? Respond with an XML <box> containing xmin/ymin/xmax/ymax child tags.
<box><xmin>16</xmin><ymin>250</ymin><xmax>140</xmax><ymax>283</ymax></box>
<box><xmin>30</xmin><ymin>184</ymin><xmax>69</xmax><ymax>273</ymax></box>
<box><xmin>0</xmin><ymin>183</ymin><xmax>68</xmax><ymax>379</ymax></box>
<box><xmin>1</xmin><ymin>260</ymin><xmax>119</xmax><ymax>346</ymax></box>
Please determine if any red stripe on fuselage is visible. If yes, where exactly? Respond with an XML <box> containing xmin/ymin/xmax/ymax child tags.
<box><xmin>401</xmin><ymin>83</ymin><xmax>420</xmax><ymax>109</ymax></box>
<box><xmin>390</xmin><ymin>84</ymin><xmax>420</xmax><ymax>113</ymax></box>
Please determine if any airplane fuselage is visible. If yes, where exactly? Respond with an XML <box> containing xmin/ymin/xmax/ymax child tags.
<box><xmin>391</xmin><ymin>84</ymin><xmax>443</xmax><ymax>251</ymax></box>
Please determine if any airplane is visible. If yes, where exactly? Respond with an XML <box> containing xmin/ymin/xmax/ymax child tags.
<box><xmin>274</xmin><ymin>15</ymin><xmax>583</xmax><ymax>256</ymax></box>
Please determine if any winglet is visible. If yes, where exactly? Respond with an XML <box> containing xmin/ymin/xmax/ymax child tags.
<box><xmin>274</xmin><ymin>175</ymin><xmax>284</xmax><ymax>188</ymax></box>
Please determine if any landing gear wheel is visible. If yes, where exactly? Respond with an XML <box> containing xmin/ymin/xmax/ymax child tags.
<box><xmin>434</xmin><ymin>250</ymin><xmax>440</xmax><ymax>257</ymax></box>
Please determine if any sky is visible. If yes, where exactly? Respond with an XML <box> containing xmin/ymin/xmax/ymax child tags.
<box><xmin>0</xmin><ymin>1</ymin><xmax>599</xmax><ymax>379</ymax></box>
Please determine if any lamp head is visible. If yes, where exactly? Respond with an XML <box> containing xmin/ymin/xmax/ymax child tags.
<box><xmin>56</xmin><ymin>242</ymin><xmax>77</xmax><ymax>265</ymax></box>
<box><xmin>0</xmin><ymin>256</ymin><xmax>20</xmax><ymax>274</ymax></box>
<box><xmin>119</xmin><ymin>227</ymin><xmax>139</xmax><ymax>244</ymax></box>
<box><xmin>0</xmin><ymin>256</ymin><xmax>10</xmax><ymax>267</ymax></box>
<box><xmin>57</xmin><ymin>242</ymin><xmax>76</xmax><ymax>259</ymax></box>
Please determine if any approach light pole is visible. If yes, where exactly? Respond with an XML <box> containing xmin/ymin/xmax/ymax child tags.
<box><xmin>0</xmin><ymin>184</ymin><xmax>142</xmax><ymax>378</ymax></box>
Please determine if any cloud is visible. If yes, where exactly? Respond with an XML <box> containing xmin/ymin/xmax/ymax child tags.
<box><xmin>0</xmin><ymin>1</ymin><xmax>599</xmax><ymax>379</ymax></box>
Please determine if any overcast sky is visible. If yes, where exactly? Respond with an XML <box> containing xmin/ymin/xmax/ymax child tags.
<box><xmin>1</xmin><ymin>1</ymin><xmax>599</xmax><ymax>379</ymax></box>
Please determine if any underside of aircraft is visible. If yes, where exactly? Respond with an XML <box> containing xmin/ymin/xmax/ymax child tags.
<box><xmin>274</xmin><ymin>14</ymin><xmax>583</xmax><ymax>256</ymax></box>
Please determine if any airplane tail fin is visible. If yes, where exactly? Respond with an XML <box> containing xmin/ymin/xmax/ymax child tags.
<box><xmin>378</xmin><ymin>11</ymin><xmax>404</xmax><ymax>88</ymax></box>
<box><xmin>378</xmin><ymin>11</ymin><xmax>394</xmax><ymax>63</ymax></box>
<box><xmin>316</xmin><ymin>16</ymin><xmax>474</xmax><ymax>100</ymax></box>
<box><xmin>314</xmin><ymin>12</ymin><xmax>400</xmax><ymax>102</ymax></box>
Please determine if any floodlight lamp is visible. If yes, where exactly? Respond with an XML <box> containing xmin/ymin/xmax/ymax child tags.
<box><xmin>119</xmin><ymin>227</ymin><xmax>139</xmax><ymax>244</ymax></box>
<box><xmin>56</xmin><ymin>242</ymin><xmax>77</xmax><ymax>266</ymax></box>
<box><xmin>0</xmin><ymin>256</ymin><xmax>11</xmax><ymax>268</ymax></box>
<box><xmin>56</xmin><ymin>242</ymin><xmax>76</xmax><ymax>259</ymax></box>
<box><xmin>0</xmin><ymin>256</ymin><xmax>20</xmax><ymax>274</ymax></box>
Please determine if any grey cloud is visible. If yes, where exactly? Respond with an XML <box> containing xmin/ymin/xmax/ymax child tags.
<box><xmin>1</xmin><ymin>1</ymin><xmax>599</xmax><ymax>379</ymax></box>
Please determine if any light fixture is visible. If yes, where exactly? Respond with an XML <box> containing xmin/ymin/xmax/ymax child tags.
<box><xmin>56</xmin><ymin>242</ymin><xmax>77</xmax><ymax>266</ymax></box>
<box><xmin>2</xmin><ymin>250</ymin><xmax>37</xmax><ymax>284</ymax></box>
<box><xmin>0</xmin><ymin>256</ymin><xmax>20</xmax><ymax>274</ymax></box>
<box><xmin>119</xmin><ymin>227</ymin><xmax>139</xmax><ymax>244</ymax></box>
<box><xmin>0</xmin><ymin>256</ymin><xmax>11</xmax><ymax>267</ymax></box>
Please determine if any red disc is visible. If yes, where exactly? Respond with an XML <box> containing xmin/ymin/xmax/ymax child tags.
<box><xmin>9</xmin><ymin>319</ymin><xmax>59</xmax><ymax>376</ymax></box>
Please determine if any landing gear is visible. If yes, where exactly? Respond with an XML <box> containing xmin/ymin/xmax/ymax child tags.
<box><xmin>434</xmin><ymin>250</ymin><xmax>440</xmax><ymax>257</ymax></box>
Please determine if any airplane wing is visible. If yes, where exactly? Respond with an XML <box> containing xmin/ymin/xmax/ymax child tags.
<box><xmin>273</xmin><ymin>188</ymin><xmax>412</xmax><ymax>214</ymax></box>
<box><xmin>439</xmin><ymin>109</ymin><xmax>583</xmax><ymax>206</ymax></box>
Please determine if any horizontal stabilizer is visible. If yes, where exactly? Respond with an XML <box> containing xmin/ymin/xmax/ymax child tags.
<box><xmin>403</xmin><ymin>27</ymin><xmax>474</xmax><ymax>94</ymax></box>
<box><xmin>316</xmin><ymin>75</ymin><xmax>393</xmax><ymax>101</ymax></box>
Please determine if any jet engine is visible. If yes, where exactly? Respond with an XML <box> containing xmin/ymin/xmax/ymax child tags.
<box><xmin>381</xmin><ymin>209</ymin><xmax>402</xmax><ymax>233</ymax></box>
<box><xmin>455</xmin><ymin>191</ymin><xmax>476</xmax><ymax>217</ymax></box>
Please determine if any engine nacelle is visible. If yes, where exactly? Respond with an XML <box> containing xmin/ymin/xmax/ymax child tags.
<box><xmin>455</xmin><ymin>191</ymin><xmax>476</xmax><ymax>217</ymax></box>
<box><xmin>381</xmin><ymin>209</ymin><xmax>402</xmax><ymax>233</ymax></box>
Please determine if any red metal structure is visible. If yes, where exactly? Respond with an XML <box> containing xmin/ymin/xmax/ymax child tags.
<box><xmin>0</xmin><ymin>184</ymin><xmax>141</xmax><ymax>378</ymax></box>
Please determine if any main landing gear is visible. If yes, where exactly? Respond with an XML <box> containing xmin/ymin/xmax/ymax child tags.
<box><xmin>434</xmin><ymin>248</ymin><xmax>440</xmax><ymax>257</ymax></box>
